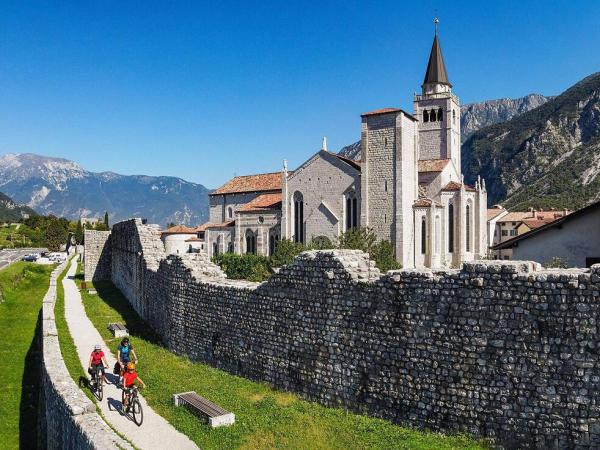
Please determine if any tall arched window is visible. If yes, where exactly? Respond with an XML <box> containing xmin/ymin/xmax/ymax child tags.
<box><xmin>421</xmin><ymin>217</ymin><xmax>427</xmax><ymax>255</ymax></box>
<box><xmin>438</xmin><ymin>108</ymin><xmax>443</xmax><ymax>122</ymax></box>
<box><xmin>269</xmin><ymin>234</ymin><xmax>275</xmax><ymax>256</ymax></box>
<box><xmin>293</xmin><ymin>192</ymin><xmax>304</xmax><ymax>243</ymax></box>
<box><xmin>435</xmin><ymin>215</ymin><xmax>441</xmax><ymax>254</ymax></box>
<box><xmin>423</xmin><ymin>110</ymin><xmax>429</xmax><ymax>123</ymax></box>
<box><xmin>430</xmin><ymin>109</ymin><xmax>436</xmax><ymax>122</ymax></box>
<box><xmin>227</xmin><ymin>206</ymin><xmax>233</xmax><ymax>219</ymax></box>
<box><xmin>346</xmin><ymin>191</ymin><xmax>358</xmax><ymax>230</ymax></box>
<box><xmin>213</xmin><ymin>242</ymin><xmax>218</xmax><ymax>256</ymax></box>
<box><xmin>448</xmin><ymin>203</ymin><xmax>454</xmax><ymax>253</ymax></box>
<box><xmin>245</xmin><ymin>230</ymin><xmax>256</xmax><ymax>254</ymax></box>
<box><xmin>452</xmin><ymin>109</ymin><xmax>456</xmax><ymax>125</ymax></box>
<box><xmin>466</xmin><ymin>203</ymin><xmax>472</xmax><ymax>252</ymax></box>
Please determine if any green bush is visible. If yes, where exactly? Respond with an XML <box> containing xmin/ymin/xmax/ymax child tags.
<box><xmin>370</xmin><ymin>240</ymin><xmax>401</xmax><ymax>272</ymax></box>
<box><xmin>543</xmin><ymin>256</ymin><xmax>569</xmax><ymax>269</ymax></box>
<box><xmin>212</xmin><ymin>253</ymin><xmax>271</xmax><ymax>282</ymax></box>
<box><xmin>337</xmin><ymin>228</ymin><xmax>400</xmax><ymax>272</ymax></box>
<box><xmin>309</xmin><ymin>235</ymin><xmax>334</xmax><ymax>250</ymax></box>
<box><xmin>270</xmin><ymin>239</ymin><xmax>306</xmax><ymax>268</ymax></box>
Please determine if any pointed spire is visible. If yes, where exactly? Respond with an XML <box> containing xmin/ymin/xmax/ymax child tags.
<box><xmin>422</xmin><ymin>18</ymin><xmax>452</xmax><ymax>89</ymax></box>
<box><xmin>321</xmin><ymin>136</ymin><xmax>328</xmax><ymax>152</ymax></box>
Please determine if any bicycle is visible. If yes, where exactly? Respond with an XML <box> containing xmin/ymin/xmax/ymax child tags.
<box><xmin>122</xmin><ymin>386</ymin><xmax>144</xmax><ymax>426</ymax></box>
<box><xmin>89</xmin><ymin>365</ymin><xmax>104</xmax><ymax>401</ymax></box>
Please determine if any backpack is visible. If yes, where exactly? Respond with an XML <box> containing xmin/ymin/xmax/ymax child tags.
<box><xmin>113</xmin><ymin>361</ymin><xmax>121</xmax><ymax>375</ymax></box>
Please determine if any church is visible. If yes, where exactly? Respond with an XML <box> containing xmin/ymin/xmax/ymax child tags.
<box><xmin>174</xmin><ymin>26</ymin><xmax>488</xmax><ymax>269</ymax></box>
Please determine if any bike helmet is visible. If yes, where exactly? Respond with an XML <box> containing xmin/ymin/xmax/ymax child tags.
<box><xmin>94</xmin><ymin>344</ymin><xmax>101</xmax><ymax>350</ymax></box>
<box><xmin>127</xmin><ymin>362</ymin><xmax>135</xmax><ymax>370</ymax></box>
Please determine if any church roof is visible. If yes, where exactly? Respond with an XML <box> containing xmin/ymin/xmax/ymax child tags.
<box><xmin>423</xmin><ymin>33</ymin><xmax>452</xmax><ymax>88</ymax></box>
<box><xmin>413</xmin><ymin>198</ymin><xmax>442</xmax><ymax>208</ymax></box>
<box><xmin>332</xmin><ymin>153</ymin><xmax>361</xmax><ymax>171</ymax></box>
<box><xmin>211</xmin><ymin>172</ymin><xmax>283</xmax><ymax>195</ymax></box>
<box><xmin>418</xmin><ymin>159</ymin><xmax>449</xmax><ymax>173</ymax></box>
<box><xmin>441</xmin><ymin>181</ymin><xmax>477</xmax><ymax>192</ymax></box>
<box><xmin>487</xmin><ymin>207</ymin><xmax>507</xmax><ymax>220</ymax></box>
<box><xmin>238</xmin><ymin>193</ymin><xmax>282</xmax><ymax>212</ymax></box>
<box><xmin>161</xmin><ymin>225</ymin><xmax>198</xmax><ymax>235</ymax></box>
<box><xmin>360</xmin><ymin>108</ymin><xmax>418</xmax><ymax>121</ymax></box>
<box><xmin>196</xmin><ymin>220</ymin><xmax>235</xmax><ymax>231</ymax></box>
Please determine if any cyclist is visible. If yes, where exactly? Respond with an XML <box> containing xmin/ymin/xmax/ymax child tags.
<box><xmin>88</xmin><ymin>344</ymin><xmax>109</xmax><ymax>384</ymax></box>
<box><xmin>122</xmin><ymin>362</ymin><xmax>146</xmax><ymax>412</ymax></box>
<box><xmin>117</xmin><ymin>337</ymin><xmax>138</xmax><ymax>385</ymax></box>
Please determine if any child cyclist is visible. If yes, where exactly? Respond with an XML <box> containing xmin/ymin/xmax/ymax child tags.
<box><xmin>122</xmin><ymin>362</ymin><xmax>146</xmax><ymax>412</ymax></box>
<box><xmin>88</xmin><ymin>344</ymin><xmax>109</xmax><ymax>384</ymax></box>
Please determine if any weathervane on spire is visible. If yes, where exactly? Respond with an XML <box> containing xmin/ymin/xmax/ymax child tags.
<box><xmin>434</xmin><ymin>17</ymin><xmax>439</xmax><ymax>35</ymax></box>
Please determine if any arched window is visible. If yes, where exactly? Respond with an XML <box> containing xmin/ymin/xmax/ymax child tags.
<box><xmin>213</xmin><ymin>242</ymin><xmax>218</xmax><ymax>256</ymax></box>
<box><xmin>345</xmin><ymin>191</ymin><xmax>358</xmax><ymax>230</ymax></box>
<box><xmin>227</xmin><ymin>206</ymin><xmax>233</xmax><ymax>219</ymax></box>
<box><xmin>227</xmin><ymin>243</ymin><xmax>234</xmax><ymax>253</ymax></box>
<box><xmin>423</xmin><ymin>110</ymin><xmax>429</xmax><ymax>123</ymax></box>
<box><xmin>430</xmin><ymin>109</ymin><xmax>436</xmax><ymax>122</ymax></box>
<box><xmin>448</xmin><ymin>203</ymin><xmax>454</xmax><ymax>253</ymax></box>
<box><xmin>452</xmin><ymin>109</ymin><xmax>456</xmax><ymax>125</ymax></box>
<box><xmin>435</xmin><ymin>215</ymin><xmax>441</xmax><ymax>254</ymax></box>
<box><xmin>245</xmin><ymin>230</ymin><xmax>256</xmax><ymax>254</ymax></box>
<box><xmin>438</xmin><ymin>108</ymin><xmax>443</xmax><ymax>122</ymax></box>
<box><xmin>421</xmin><ymin>217</ymin><xmax>427</xmax><ymax>255</ymax></box>
<box><xmin>466</xmin><ymin>203</ymin><xmax>472</xmax><ymax>252</ymax></box>
<box><xmin>293</xmin><ymin>192</ymin><xmax>304</xmax><ymax>243</ymax></box>
<box><xmin>269</xmin><ymin>235</ymin><xmax>275</xmax><ymax>256</ymax></box>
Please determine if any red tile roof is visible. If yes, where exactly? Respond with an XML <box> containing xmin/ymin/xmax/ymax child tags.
<box><xmin>521</xmin><ymin>219</ymin><xmax>550</xmax><ymax>229</ymax></box>
<box><xmin>161</xmin><ymin>225</ymin><xmax>198</xmax><ymax>235</ymax></box>
<box><xmin>238</xmin><ymin>193</ymin><xmax>282</xmax><ymax>212</ymax></box>
<box><xmin>487</xmin><ymin>208</ymin><xmax>506</xmax><ymax>220</ymax></box>
<box><xmin>441</xmin><ymin>181</ymin><xmax>477</xmax><ymax>192</ymax></box>
<box><xmin>413</xmin><ymin>198</ymin><xmax>442</xmax><ymax>207</ymax></box>
<box><xmin>196</xmin><ymin>221</ymin><xmax>235</xmax><ymax>231</ymax></box>
<box><xmin>332</xmin><ymin>153</ymin><xmax>361</xmax><ymax>171</ymax></box>
<box><xmin>361</xmin><ymin>108</ymin><xmax>418</xmax><ymax>121</ymax></box>
<box><xmin>211</xmin><ymin>172</ymin><xmax>282</xmax><ymax>196</ymax></box>
<box><xmin>418</xmin><ymin>159</ymin><xmax>450</xmax><ymax>173</ymax></box>
<box><xmin>184</xmin><ymin>237</ymin><xmax>204</xmax><ymax>242</ymax></box>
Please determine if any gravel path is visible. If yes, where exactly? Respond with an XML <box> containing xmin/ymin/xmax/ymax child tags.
<box><xmin>62</xmin><ymin>257</ymin><xmax>198</xmax><ymax>450</ymax></box>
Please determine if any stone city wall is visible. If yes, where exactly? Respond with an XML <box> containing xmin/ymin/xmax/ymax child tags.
<box><xmin>97</xmin><ymin>218</ymin><xmax>600</xmax><ymax>448</ymax></box>
<box><xmin>83</xmin><ymin>230</ymin><xmax>112</xmax><ymax>282</ymax></box>
<box><xmin>42</xmin><ymin>259</ymin><xmax>132</xmax><ymax>450</ymax></box>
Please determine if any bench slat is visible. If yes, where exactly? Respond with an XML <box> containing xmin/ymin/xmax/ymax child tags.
<box><xmin>174</xmin><ymin>391</ymin><xmax>234</xmax><ymax>427</ymax></box>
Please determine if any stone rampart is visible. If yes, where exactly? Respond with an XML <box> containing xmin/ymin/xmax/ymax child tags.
<box><xmin>83</xmin><ymin>230</ymin><xmax>112</xmax><ymax>281</ymax></box>
<box><xmin>42</xmin><ymin>259</ymin><xmax>132</xmax><ymax>449</ymax></box>
<box><xmin>95</xmin><ymin>219</ymin><xmax>600</xmax><ymax>448</ymax></box>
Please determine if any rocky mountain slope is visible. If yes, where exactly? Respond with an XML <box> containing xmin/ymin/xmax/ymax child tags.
<box><xmin>338</xmin><ymin>93</ymin><xmax>550</xmax><ymax>160</ymax></box>
<box><xmin>0</xmin><ymin>191</ymin><xmax>37</xmax><ymax>222</ymax></box>
<box><xmin>462</xmin><ymin>72</ymin><xmax>600</xmax><ymax>210</ymax></box>
<box><xmin>0</xmin><ymin>153</ymin><xmax>210</xmax><ymax>226</ymax></box>
<box><xmin>460</xmin><ymin>94</ymin><xmax>550</xmax><ymax>141</ymax></box>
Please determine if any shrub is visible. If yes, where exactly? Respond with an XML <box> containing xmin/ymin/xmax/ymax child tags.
<box><xmin>212</xmin><ymin>253</ymin><xmax>271</xmax><ymax>282</ymax></box>
<box><xmin>309</xmin><ymin>236</ymin><xmax>334</xmax><ymax>250</ymax></box>
<box><xmin>336</xmin><ymin>228</ymin><xmax>377</xmax><ymax>253</ymax></box>
<box><xmin>370</xmin><ymin>240</ymin><xmax>401</xmax><ymax>272</ymax></box>
<box><xmin>270</xmin><ymin>239</ymin><xmax>306</xmax><ymax>268</ymax></box>
<box><xmin>544</xmin><ymin>256</ymin><xmax>569</xmax><ymax>269</ymax></box>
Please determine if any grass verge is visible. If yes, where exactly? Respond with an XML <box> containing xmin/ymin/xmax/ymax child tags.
<box><xmin>0</xmin><ymin>262</ymin><xmax>54</xmax><ymax>449</ymax></box>
<box><xmin>77</xmin><ymin>265</ymin><xmax>486</xmax><ymax>450</ymax></box>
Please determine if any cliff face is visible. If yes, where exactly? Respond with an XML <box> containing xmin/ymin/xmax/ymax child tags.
<box><xmin>460</xmin><ymin>94</ymin><xmax>550</xmax><ymax>141</ymax></box>
<box><xmin>462</xmin><ymin>72</ymin><xmax>600</xmax><ymax>210</ymax></box>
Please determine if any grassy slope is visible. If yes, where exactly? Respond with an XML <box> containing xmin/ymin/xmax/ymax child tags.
<box><xmin>0</xmin><ymin>262</ymin><xmax>53</xmax><ymax>449</ymax></box>
<box><xmin>77</xmin><ymin>266</ymin><xmax>485</xmax><ymax>450</ymax></box>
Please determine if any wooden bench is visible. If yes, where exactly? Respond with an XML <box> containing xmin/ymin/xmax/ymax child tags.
<box><xmin>173</xmin><ymin>391</ymin><xmax>235</xmax><ymax>427</ymax></box>
<box><xmin>107</xmin><ymin>322</ymin><xmax>129</xmax><ymax>338</ymax></box>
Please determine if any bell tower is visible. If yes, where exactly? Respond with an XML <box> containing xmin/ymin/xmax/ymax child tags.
<box><xmin>413</xmin><ymin>19</ymin><xmax>461</xmax><ymax>173</ymax></box>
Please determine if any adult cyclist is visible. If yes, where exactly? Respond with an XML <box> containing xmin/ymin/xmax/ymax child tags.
<box><xmin>117</xmin><ymin>337</ymin><xmax>138</xmax><ymax>385</ymax></box>
<box><xmin>88</xmin><ymin>344</ymin><xmax>109</xmax><ymax>384</ymax></box>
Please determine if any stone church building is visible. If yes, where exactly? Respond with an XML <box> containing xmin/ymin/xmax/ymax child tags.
<box><xmin>177</xmin><ymin>28</ymin><xmax>487</xmax><ymax>269</ymax></box>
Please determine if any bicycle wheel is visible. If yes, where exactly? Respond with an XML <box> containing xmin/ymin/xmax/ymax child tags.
<box><xmin>122</xmin><ymin>389</ymin><xmax>127</xmax><ymax>412</ymax></box>
<box><xmin>96</xmin><ymin>377</ymin><xmax>103</xmax><ymax>401</ymax></box>
<box><xmin>132</xmin><ymin>398</ymin><xmax>143</xmax><ymax>426</ymax></box>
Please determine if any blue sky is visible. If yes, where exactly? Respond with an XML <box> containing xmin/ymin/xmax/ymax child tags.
<box><xmin>0</xmin><ymin>1</ymin><xmax>598</xmax><ymax>188</ymax></box>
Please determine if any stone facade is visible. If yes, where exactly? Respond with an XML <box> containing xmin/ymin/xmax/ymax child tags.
<box><xmin>42</xmin><ymin>260</ymin><xmax>132</xmax><ymax>450</ymax></box>
<box><xmin>83</xmin><ymin>230</ymin><xmax>112</xmax><ymax>281</ymax></box>
<box><xmin>90</xmin><ymin>218</ymin><xmax>600</xmax><ymax>448</ymax></box>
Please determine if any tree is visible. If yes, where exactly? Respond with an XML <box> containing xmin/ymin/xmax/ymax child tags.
<box><xmin>104</xmin><ymin>211</ymin><xmax>109</xmax><ymax>229</ymax></box>
<box><xmin>45</xmin><ymin>219</ymin><xmax>68</xmax><ymax>251</ymax></box>
<box><xmin>370</xmin><ymin>240</ymin><xmax>401</xmax><ymax>272</ymax></box>
<box><xmin>166</xmin><ymin>222</ymin><xmax>176</xmax><ymax>229</ymax></box>
<box><xmin>337</xmin><ymin>227</ymin><xmax>377</xmax><ymax>253</ymax></box>
<box><xmin>270</xmin><ymin>239</ymin><xmax>306</xmax><ymax>267</ymax></box>
<box><xmin>74</xmin><ymin>220</ymin><xmax>83</xmax><ymax>244</ymax></box>
<box><xmin>544</xmin><ymin>256</ymin><xmax>569</xmax><ymax>269</ymax></box>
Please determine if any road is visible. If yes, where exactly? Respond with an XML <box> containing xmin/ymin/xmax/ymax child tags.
<box><xmin>0</xmin><ymin>248</ymin><xmax>47</xmax><ymax>270</ymax></box>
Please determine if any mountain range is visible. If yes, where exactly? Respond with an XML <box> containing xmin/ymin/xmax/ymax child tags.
<box><xmin>463</xmin><ymin>72</ymin><xmax>600</xmax><ymax>210</ymax></box>
<box><xmin>0</xmin><ymin>192</ymin><xmax>36</xmax><ymax>222</ymax></box>
<box><xmin>0</xmin><ymin>154</ymin><xmax>210</xmax><ymax>226</ymax></box>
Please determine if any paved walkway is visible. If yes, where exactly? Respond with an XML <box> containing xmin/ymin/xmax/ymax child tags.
<box><xmin>62</xmin><ymin>257</ymin><xmax>198</xmax><ymax>450</ymax></box>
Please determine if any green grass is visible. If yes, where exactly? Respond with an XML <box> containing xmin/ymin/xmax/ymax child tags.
<box><xmin>77</xmin><ymin>266</ymin><xmax>486</xmax><ymax>450</ymax></box>
<box><xmin>0</xmin><ymin>262</ymin><xmax>54</xmax><ymax>449</ymax></box>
